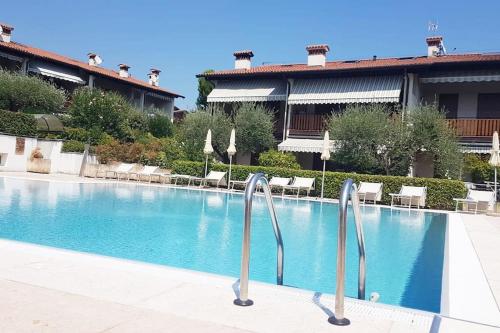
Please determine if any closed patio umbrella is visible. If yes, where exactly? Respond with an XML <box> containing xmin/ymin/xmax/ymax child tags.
<box><xmin>489</xmin><ymin>131</ymin><xmax>500</xmax><ymax>208</ymax></box>
<box><xmin>227</xmin><ymin>128</ymin><xmax>236</xmax><ymax>189</ymax></box>
<box><xmin>203</xmin><ymin>129</ymin><xmax>214</xmax><ymax>177</ymax></box>
<box><xmin>320</xmin><ymin>131</ymin><xmax>330</xmax><ymax>199</ymax></box>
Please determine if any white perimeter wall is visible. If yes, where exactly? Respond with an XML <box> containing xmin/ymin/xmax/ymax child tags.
<box><xmin>0</xmin><ymin>133</ymin><xmax>96</xmax><ymax>175</ymax></box>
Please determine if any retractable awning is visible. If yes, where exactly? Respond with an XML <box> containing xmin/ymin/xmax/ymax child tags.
<box><xmin>207</xmin><ymin>79</ymin><xmax>287</xmax><ymax>103</ymax></box>
<box><xmin>420</xmin><ymin>70</ymin><xmax>500</xmax><ymax>83</ymax></box>
<box><xmin>288</xmin><ymin>76</ymin><xmax>403</xmax><ymax>105</ymax></box>
<box><xmin>28</xmin><ymin>61</ymin><xmax>85</xmax><ymax>84</ymax></box>
<box><xmin>278</xmin><ymin>138</ymin><xmax>334</xmax><ymax>153</ymax></box>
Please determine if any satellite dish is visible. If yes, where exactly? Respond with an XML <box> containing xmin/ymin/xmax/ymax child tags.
<box><xmin>94</xmin><ymin>55</ymin><xmax>103</xmax><ymax>65</ymax></box>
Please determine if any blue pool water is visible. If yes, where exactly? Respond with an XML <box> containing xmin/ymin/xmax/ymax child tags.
<box><xmin>0</xmin><ymin>177</ymin><xmax>447</xmax><ymax>312</ymax></box>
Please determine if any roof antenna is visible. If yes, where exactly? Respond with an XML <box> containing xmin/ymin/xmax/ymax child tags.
<box><xmin>428</xmin><ymin>20</ymin><xmax>446</xmax><ymax>55</ymax></box>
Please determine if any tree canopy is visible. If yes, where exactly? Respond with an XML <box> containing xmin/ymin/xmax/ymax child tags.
<box><xmin>196</xmin><ymin>70</ymin><xmax>215</xmax><ymax>109</ymax></box>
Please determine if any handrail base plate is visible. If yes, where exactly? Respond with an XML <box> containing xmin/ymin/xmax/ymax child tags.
<box><xmin>234</xmin><ymin>299</ymin><xmax>254</xmax><ymax>307</ymax></box>
<box><xmin>328</xmin><ymin>316</ymin><xmax>350</xmax><ymax>326</ymax></box>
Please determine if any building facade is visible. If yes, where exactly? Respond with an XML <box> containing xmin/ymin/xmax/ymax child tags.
<box><xmin>199</xmin><ymin>37</ymin><xmax>500</xmax><ymax>172</ymax></box>
<box><xmin>0</xmin><ymin>23</ymin><xmax>183</xmax><ymax>117</ymax></box>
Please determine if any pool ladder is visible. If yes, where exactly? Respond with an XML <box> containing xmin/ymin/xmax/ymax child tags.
<box><xmin>329</xmin><ymin>178</ymin><xmax>367</xmax><ymax>326</ymax></box>
<box><xmin>234</xmin><ymin>172</ymin><xmax>284</xmax><ymax>306</ymax></box>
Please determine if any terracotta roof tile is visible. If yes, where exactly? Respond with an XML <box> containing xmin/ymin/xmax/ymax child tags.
<box><xmin>0</xmin><ymin>41</ymin><xmax>183</xmax><ymax>98</ymax></box>
<box><xmin>200</xmin><ymin>53</ymin><xmax>500</xmax><ymax>78</ymax></box>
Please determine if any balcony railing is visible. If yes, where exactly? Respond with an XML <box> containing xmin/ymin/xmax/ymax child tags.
<box><xmin>288</xmin><ymin>115</ymin><xmax>500</xmax><ymax>138</ymax></box>
<box><xmin>289</xmin><ymin>114</ymin><xmax>326</xmax><ymax>133</ymax></box>
<box><xmin>447</xmin><ymin>119</ymin><xmax>500</xmax><ymax>137</ymax></box>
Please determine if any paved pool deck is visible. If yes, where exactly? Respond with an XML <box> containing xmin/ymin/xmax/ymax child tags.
<box><xmin>0</xmin><ymin>172</ymin><xmax>499</xmax><ymax>333</ymax></box>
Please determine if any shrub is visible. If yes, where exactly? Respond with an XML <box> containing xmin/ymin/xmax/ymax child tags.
<box><xmin>61</xmin><ymin>140</ymin><xmax>85</xmax><ymax>153</ymax></box>
<box><xmin>0</xmin><ymin>109</ymin><xmax>37</xmax><ymax>136</ymax></box>
<box><xmin>68</xmin><ymin>87</ymin><xmax>134</xmax><ymax>141</ymax></box>
<box><xmin>171</xmin><ymin>160</ymin><xmax>466</xmax><ymax>210</ymax></box>
<box><xmin>148</xmin><ymin>113</ymin><xmax>174</xmax><ymax>138</ymax></box>
<box><xmin>463</xmin><ymin>154</ymin><xmax>494</xmax><ymax>183</ymax></box>
<box><xmin>258</xmin><ymin>150</ymin><xmax>301</xmax><ymax>169</ymax></box>
<box><xmin>61</xmin><ymin>127</ymin><xmax>105</xmax><ymax>145</ymax></box>
<box><xmin>233</xmin><ymin>103</ymin><xmax>275</xmax><ymax>154</ymax></box>
<box><xmin>0</xmin><ymin>70</ymin><xmax>66</xmax><ymax>113</ymax></box>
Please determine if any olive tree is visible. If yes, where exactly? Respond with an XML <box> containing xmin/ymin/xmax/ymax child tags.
<box><xmin>233</xmin><ymin>103</ymin><xmax>275</xmax><ymax>154</ymax></box>
<box><xmin>177</xmin><ymin>105</ymin><xmax>232</xmax><ymax>161</ymax></box>
<box><xmin>407</xmin><ymin>104</ymin><xmax>462</xmax><ymax>178</ymax></box>
<box><xmin>328</xmin><ymin>104</ymin><xmax>411</xmax><ymax>175</ymax></box>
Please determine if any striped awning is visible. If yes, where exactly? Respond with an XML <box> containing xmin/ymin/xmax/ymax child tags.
<box><xmin>28</xmin><ymin>61</ymin><xmax>85</xmax><ymax>84</ymax></box>
<box><xmin>459</xmin><ymin>142</ymin><xmax>493</xmax><ymax>154</ymax></box>
<box><xmin>420</xmin><ymin>70</ymin><xmax>500</xmax><ymax>83</ymax></box>
<box><xmin>207</xmin><ymin>79</ymin><xmax>287</xmax><ymax>102</ymax></box>
<box><xmin>288</xmin><ymin>76</ymin><xmax>403</xmax><ymax>105</ymax></box>
<box><xmin>278</xmin><ymin>138</ymin><xmax>334</xmax><ymax>153</ymax></box>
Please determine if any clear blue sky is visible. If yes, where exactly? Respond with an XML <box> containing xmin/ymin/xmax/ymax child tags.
<box><xmin>3</xmin><ymin>0</ymin><xmax>500</xmax><ymax>108</ymax></box>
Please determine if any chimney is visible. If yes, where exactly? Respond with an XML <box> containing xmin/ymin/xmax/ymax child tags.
<box><xmin>0</xmin><ymin>23</ymin><xmax>14</xmax><ymax>43</ymax></box>
<box><xmin>87</xmin><ymin>53</ymin><xmax>102</xmax><ymax>66</ymax></box>
<box><xmin>118</xmin><ymin>64</ymin><xmax>130</xmax><ymax>78</ymax></box>
<box><xmin>148</xmin><ymin>68</ymin><xmax>161</xmax><ymax>86</ymax></box>
<box><xmin>233</xmin><ymin>50</ymin><xmax>254</xmax><ymax>70</ymax></box>
<box><xmin>426</xmin><ymin>36</ymin><xmax>444</xmax><ymax>57</ymax></box>
<box><xmin>306</xmin><ymin>44</ymin><xmax>330</xmax><ymax>66</ymax></box>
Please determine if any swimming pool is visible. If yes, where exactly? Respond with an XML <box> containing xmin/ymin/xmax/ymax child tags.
<box><xmin>0</xmin><ymin>177</ymin><xmax>447</xmax><ymax>312</ymax></box>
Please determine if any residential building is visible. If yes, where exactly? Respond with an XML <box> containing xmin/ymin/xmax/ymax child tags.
<box><xmin>198</xmin><ymin>37</ymin><xmax>500</xmax><ymax>172</ymax></box>
<box><xmin>0</xmin><ymin>23</ymin><xmax>183</xmax><ymax>118</ymax></box>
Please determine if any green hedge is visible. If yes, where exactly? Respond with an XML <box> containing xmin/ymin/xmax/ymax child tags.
<box><xmin>0</xmin><ymin>109</ymin><xmax>37</xmax><ymax>136</ymax></box>
<box><xmin>171</xmin><ymin>160</ymin><xmax>466</xmax><ymax>210</ymax></box>
<box><xmin>61</xmin><ymin>140</ymin><xmax>85</xmax><ymax>153</ymax></box>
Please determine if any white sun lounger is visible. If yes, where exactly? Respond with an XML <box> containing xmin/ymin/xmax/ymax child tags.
<box><xmin>128</xmin><ymin>165</ymin><xmax>160</xmax><ymax>183</ymax></box>
<box><xmin>229</xmin><ymin>173</ymin><xmax>254</xmax><ymax>190</ymax></box>
<box><xmin>390</xmin><ymin>185</ymin><xmax>427</xmax><ymax>209</ymax></box>
<box><xmin>268</xmin><ymin>177</ymin><xmax>292</xmax><ymax>193</ymax></box>
<box><xmin>453</xmin><ymin>189</ymin><xmax>495</xmax><ymax>214</ymax></box>
<box><xmin>358</xmin><ymin>182</ymin><xmax>383</xmax><ymax>204</ymax></box>
<box><xmin>104</xmin><ymin>163</ymin><xmax>135</xmax><ymax>180</ymax></box>
<box><xmin>193</xmin><ymin>171</ymin><xmax>227</xmax><ymax>188</ymax></box>
<box><xmin>282</xmin><ymin>177</ymin><xmax>315</xmax><ymax>198</ymax></box>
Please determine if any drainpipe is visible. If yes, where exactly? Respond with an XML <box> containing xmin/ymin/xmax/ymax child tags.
<box><xmin>401</xmin><ymin>69</ymin><xmax>408</xmax><ymax>120</ymax></box>
<box><xmin>285</xmin><ymin>79</ymin><xmax>294</xmax><ymax>140</ymax></box>
<box><xmin>282</xmin><ymin>78</ymin><xmax>291</xmax><ymax>142</ymax></box>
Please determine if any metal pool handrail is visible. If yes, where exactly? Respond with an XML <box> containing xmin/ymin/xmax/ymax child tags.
<box><xmin>234</xmin><ymin>172</ymin><xmax>284</xmax><ymax>306</ymax></box>
<box><xmin>329</xmin><ymin>178</ymin><xmax>366</xmax><ymax>326</ymax></box>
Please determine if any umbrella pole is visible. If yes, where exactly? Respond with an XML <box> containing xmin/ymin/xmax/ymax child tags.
<box><xmin>495</xmin><ymin>168</ymin><xmax>498</xmax><ymax>212</ymax></box>
<box><xmin>204</xmin><ymin>155</ymin><xmax>208</xmax><ymax>178</ymax></box>
<box><xmin>321</xmin><ymin>160</ymin><xmax>326</xmax><ymax>199</ymax></box>
<box><xmin>228</xmin><ymin>155</ymin><xmax>233</xmax><ymax>190</ymax></box>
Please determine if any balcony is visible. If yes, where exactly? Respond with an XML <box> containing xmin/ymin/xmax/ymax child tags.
<box><xmin>288</xmin><ymin>114</ymin><xmax>500</xmax><ymax>139</ymax></box>
<box><xmin>289</xmin><ymin>114</ymin><xmax>326</xmax><ymax>135</ymax></box>
<box><xmin>447</xmin><ymin>119</ymin><xmax>500</xmax><ymax>138</ymax></box>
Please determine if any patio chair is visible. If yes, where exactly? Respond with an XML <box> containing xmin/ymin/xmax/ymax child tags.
<box><xmin>389</xmin><ymin>185</ymin><xmax>427</xmax><ymax>209</ymax></box>
<box><xmin>267</xmin><ymin>177</ymin><xmax>292</xmax><ymax>193</ymax></box>
<box><xmin>453</xmin><ymin>190</ymin><xmax>495</xmax><ymax>214</ymax></box>
<box><xmin>358</xmin><ymin>182</ymin><xmax>383</xmax><ymax>204</ymax></box>
<box><xmin>282</xmin><ymin>177</ymin><xmax>315</xmax><ymax>198</ymax></box>
<box><xmin>104</xmin><ymin>163</ymin><xmax>135</xmax><ymax>180</ymax></box>
<box><xmin>229</xmin><ymin>173</ymin><xmax>254</xmax><ymax>191</ymax></box>
<box><xmin>193</xmin><ymin>171</ymin><xmax>227</xmax><ymax>188</ymax></box>
<box><xmin>127</xmin><ymin>165</ymin><xmax>160</xmax><ymax>183</ymax></box>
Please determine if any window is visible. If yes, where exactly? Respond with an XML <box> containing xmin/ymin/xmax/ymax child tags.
<box><xmin>438</xmin><ymin>94</ymin><xmax>458</xmax><ymax>119</ymax></box>
<box><xmin>477</xmin><ymin>93</ymin><xmax>500</xmax><ymax>119</ymax></box>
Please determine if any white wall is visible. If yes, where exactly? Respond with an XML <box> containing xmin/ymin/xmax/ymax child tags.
<box><xmin>0</xmin><ymin>134</ymin><xmax>38</xmax><ymax>172</ymax></box>
<box><xmin>0</xmin><ymin>133</ymin><xmax>96</xmax><ymax>175</ymax></box>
